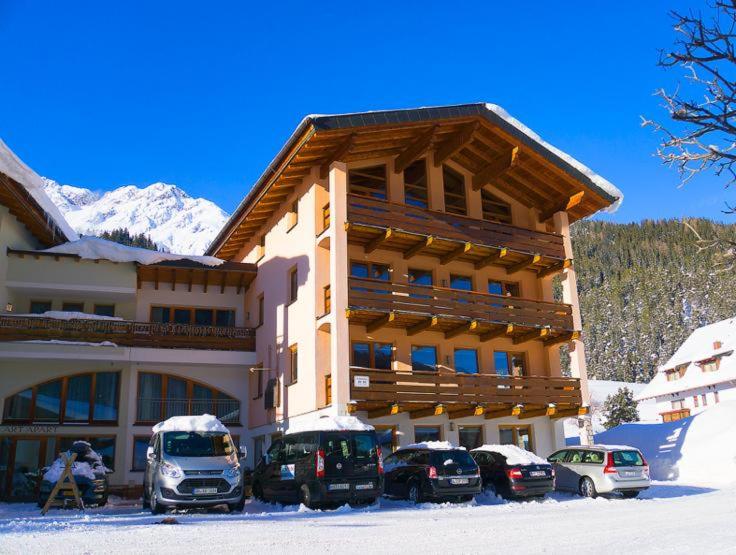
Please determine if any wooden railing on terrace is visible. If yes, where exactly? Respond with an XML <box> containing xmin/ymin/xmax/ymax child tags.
<box><xmin>347</xmin><ymin>277</ymin><xmax>574</xmax><ymax>330</ymax></box>
<box><xmin>0</xmin><ymin>315</ymin><xmax>255</xmax><ymax>351</ymax></box>
<box><xmin>349</xmin><ymin>367</ymin><xmax>582</xmax><ymax>407</ymax></box>
<box><xmin>346</xmin><ymin>194</ymin><xmax>566</xmax><ymax>260</ymax></box>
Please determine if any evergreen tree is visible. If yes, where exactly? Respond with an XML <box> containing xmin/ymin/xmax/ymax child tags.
<box><xmin>98</xmin><ymin>228</ymin><xmax>160</xmax><ymax>251</ymax></box>
<box><xmin>601</xmin><ymin>387</ymin><xmax>639</xmax><ymax>429</ymax></box>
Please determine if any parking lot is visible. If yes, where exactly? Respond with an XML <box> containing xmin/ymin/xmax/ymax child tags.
<box><xmin>0</xmin><ymin>483</ymin><xmax>733</xmax><ymax>554</ymax></box>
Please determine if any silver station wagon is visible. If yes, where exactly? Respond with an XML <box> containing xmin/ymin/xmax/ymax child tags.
<box><xmin>547</xmin><ymin>445</ymin><xmax>650</xmax><ymax>498</ymax></box>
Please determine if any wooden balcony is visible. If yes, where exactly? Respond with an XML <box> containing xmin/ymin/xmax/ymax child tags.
<box><xmin>346</xmin><ymin>195</ymin><xmax>568</xmax><ymax>274</ymax></box>
<box><xmin>0</xmin><ymin>315</ymin><xmax>256</xmax><ymax>351</ymax></box>
<box><xmin>346</xmin><ymin>277</ymin><xmax>577</xmax><ymax>345</ymax></box>
<box><xmin>349</xmin><ymin>367</ymin><xmax>584</xmax><ymax>420</ymax></box>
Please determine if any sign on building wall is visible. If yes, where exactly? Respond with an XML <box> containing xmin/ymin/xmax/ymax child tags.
<box><xmin>354</xmin><ymin>375</ymin><xmax>370</xmax><ymax>388</ymax></box>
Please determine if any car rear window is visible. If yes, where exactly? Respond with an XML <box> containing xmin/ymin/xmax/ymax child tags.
<box><xmin>431</xmin><ymin>450</ymin><xmax>476</xmax><ymax>467</ymax></box>
<box><xmin>323</xmin><ymin>432</ymin><xmax>376</xmax><ymax>461</ymax></box>
<box><xmin>612</xmin><ymin>450</ymin><xmax>645</xmax><ymax>466</ymax></box>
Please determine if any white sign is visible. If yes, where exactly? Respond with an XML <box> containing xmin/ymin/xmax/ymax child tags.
<box><xmin>354</xmin><ymin>375</ymin><xmax>370</xmax><ymax>388</ymax></box>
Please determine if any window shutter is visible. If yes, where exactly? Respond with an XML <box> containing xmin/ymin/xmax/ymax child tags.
<box><xmin>264</xmin><ymin>378</ymin><xmax>280</xmax><ymax>409</ymax></box>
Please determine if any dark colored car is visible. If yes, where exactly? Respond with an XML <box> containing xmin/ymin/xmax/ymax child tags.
<box><xmin>38</xmin><ymin>441</ymin><xmax>111</xmax><ymax>508</ymax></box>
<box><xmin>470</xmin><ymin>446</ymin><xmax>554</xmax><ymax>499</ymax></box>
<box><xmin>252</xmin><ymin>429</ymin><xmax>383</xmax><ymax>508</ymax></box>
<box><xmin>382</xmin><ymin>446</ymin><xmax>481</xmax><ymax>503</ymax></box>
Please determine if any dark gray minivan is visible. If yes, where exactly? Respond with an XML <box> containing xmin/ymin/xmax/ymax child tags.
<box><xmin>251</xmin><ymin>429</ymin><xmax>383</xmax><ymax>508</ymax></box>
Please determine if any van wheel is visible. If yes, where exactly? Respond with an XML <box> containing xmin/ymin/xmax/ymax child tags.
<box><xmin>408</xmin><ymin>481</ymin><xmax>423</xmax><ymax>504</ymax></box>
<box><xmin>300</xmin><ymin>485</ymin><xmax>316</xmax><ymax>509</ymax></box>
<box><xmin>150</xmin><ymin>490</ymin><xmax>165</xmax><ymax>514</ymax></box>
<box><xmin>579</xmin><ymin>477</ymin><xmax>597</xmax><ymax>499</ymax></box>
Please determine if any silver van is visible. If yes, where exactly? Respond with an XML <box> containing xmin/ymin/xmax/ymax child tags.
<box><xmin>143</xmin><ymin>423</ymin><xmax>246</xmax><ymax>513</ymax></box>
<box><xmin>548</xmin><ymin>445</ymin><xmax>650</xmax><ymax>498</ymax></box>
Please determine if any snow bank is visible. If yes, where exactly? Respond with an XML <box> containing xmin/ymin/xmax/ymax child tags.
<box><xmin>594</xmin><ymin>400</ymin><xmax>736</xmax><ymax>486</ymax></box>
<box><xmin>472</xmin><ymin>445</ymin><xmax>547</xmax><ymax>466</ymax></box>
<box><xmin>152</xmin><ymin>414</ymin><xmax>230</xmax><ymax>434</ymax></box>
<box><xmin>402</xmin><ymin>441</ymin><xmax>460</xmax><ymax>451</ymax></box>
<box><xmin>42</xmin><ymin>236</ymin><xmax>224</xmax><ymax>267</ymax></box>
<box><xmin>286</xmin><ymin>415</ymin><xmax>374</xmax><ymax>434</ymax></box>
<box><xmin>14</xmin><ymin>311</ymin><xmax>123</xmax><ymax>321</ymax></box>
<box><xmin>0</xmin><ymin>138</ymin><xmax>78</xmax><ymax>241</ymax></box>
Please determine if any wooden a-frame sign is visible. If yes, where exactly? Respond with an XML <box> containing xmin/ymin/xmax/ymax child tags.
<box><xmin>40</xmin><ymin>452</ymin><xmax>85</xmax><ymax>515</ymax></box>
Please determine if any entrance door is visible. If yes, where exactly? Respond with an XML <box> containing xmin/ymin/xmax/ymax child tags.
<box><xmin>7</xmin><ymin>439</ymin><xmax>43</xmax><ymax>500</ymax></box>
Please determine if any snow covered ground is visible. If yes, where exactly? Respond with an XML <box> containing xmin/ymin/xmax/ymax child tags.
<box><xmin>0</xmin><ymin>485</ymin><xmax>732</xmax><ymax>554</ymax></box>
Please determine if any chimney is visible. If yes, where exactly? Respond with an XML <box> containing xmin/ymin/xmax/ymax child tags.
<box><xmin>714</xmin><ymin>340</ymin><xmax>722</xmax><ymax>350</ymax></box>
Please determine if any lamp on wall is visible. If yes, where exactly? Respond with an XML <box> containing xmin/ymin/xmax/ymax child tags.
<box><xmin>5</xmin><ymin>303</ymin><xmax>12</xmax><ymax>313</ymax></box>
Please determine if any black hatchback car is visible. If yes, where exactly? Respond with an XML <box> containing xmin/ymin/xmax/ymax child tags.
<box><xmin>470</xmin><ymin>446</ymin><xmax>554</xmax><ymax>499</ymax></box>
<box><xmin>252</xmin><ymin>429</ymin><xmax>383</xmax><ymax>508</ymax></box>
<box><xmin>383</xmin><ymin>446</ymin><xmax>481</xmax><ymax>503</ymax></box>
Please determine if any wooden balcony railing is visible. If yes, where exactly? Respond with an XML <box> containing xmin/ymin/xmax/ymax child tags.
<box><xmin>0</xmin><ymin>315</ymin><xmax>255</xmax><ymax>351</ymax></box>
<box><xmin>136</xmin><ymin>397</ymin><xmax>241</xmax><ymax>424</ymax></box>
<box><xmin>349</xmin><ymin>367</ymin><xmax>582</xmax><ymax>414</ymax></box>
<box><xmin>346</xmin><ymin>195</ymin><xmax>566</xmax><ymax>265</ymax></box>
<box><xmin>347</xmin><ymin>277</ymin><xmax>574</xmax><ymax>340</ymax></box>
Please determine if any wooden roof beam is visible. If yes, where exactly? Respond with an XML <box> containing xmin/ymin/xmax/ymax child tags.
<box><xmin>440</xmin><ymin>242</ymin><xmax>472</xmax><ymax>265</ymax></box>
<box><xmin>480</xmin><ymin>324</ymin><xmax>514</xmax><ymax>343</ymax></box>
<box><xmin>319</xmin><ymin>134</ymin><xmax>355</xmax><ymax>179</ymax></box>
<box><xmin>407</xmin><ymin>316</ymin><xmax>440</xmax><ymax>336</ymax></box>
<box><xmin>403</xmin><ymin>236</ymin><xmax>434</xmax><ymax>260</ymax></box>
<box><xmin>550</xmin><ymin>406</ymin><xmax>587</xmax><ymax>420</ymax></box>
<box><xmin>544</xmin><ymin>330</ymin><xmax>581</xmax><ymax>348</ymax></box>
<box><xmin>237</xmin><ymin>273</ymin><xmax>247</xmax><ymax>295</ymax></box>
<box><xmin>537</xmin><ymin>259</ymin><xmax>572</xmax><ymax>279</ymax></box>
<box><xmin>539</xmin><ymin>191</ymin><xmax>585</xmax><ymax>222</ymax></box>
<box><xmin>485</xmin><ymin>406</ymin><xmax>515</xmax><ymax>420</ymax></box>
<box><xmin>365</xmin><ymin>228</ymin><xmax>393</xmax><ymax>254</ymax></box>
<box><xmin>513</xmin><ymin>327</ymin><xmax>550</xmax><ymax>345</ymax></box>
<box><xmin>393</xmin><ymin>125</ymin><xmax>438</xmax><ymax>173</ymax></box>
<box><xmin>368</xmin><ymin>403</ymin><xmax>401</xmax><ymax>419</ymax></box>
<box><xmin>472</xmin><ymin>146</ymin><xmax>519</xmax><ymax>191</ymax></box>
<box><xmin>448</xmin><ymin>404</ymin><xmax>487</xmax><ymax>419</ymax></box>
<box><xmin>410</xmin><ymin>404</ymin><xmax>445</xmax><ymax>420</ymax></box>
<box><xmin>220</xmin><ymin>272</ymin><xmax>228</xmax><ymax>294</ymax></box>
<box><xmin>474</xmin><ymin>247</ymin><xmax>508</xmax><ymax>270</ymax></box>
<box><xmin>433</xmin><ymin>121</ymin><xmax>479</xmax><ymax>167</ymax></box>
<box><xmin>366</xmin><ymin>311</ymin><xmax>396</xmax><ymax>333</ymax></box>
<box><xmin>506</xmin><ymin>254</ymin><xmax>541</xmax><ymax>275</ymax></box>
<box><xmin>445</xmin><ymin>320</ymin><xmax>478</xmax><ymax>340</ymax></box>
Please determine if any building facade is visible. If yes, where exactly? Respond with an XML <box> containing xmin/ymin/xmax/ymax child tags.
<box><xmin>637</xmin><ymin>317</ymin><xmax>736</xmax><ymax>422</ymax></box>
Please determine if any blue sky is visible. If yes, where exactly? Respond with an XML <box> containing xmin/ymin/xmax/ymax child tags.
<box><xmin>0</xmin><ymin>0</ymin><xmax>730</xmax><ymax>223</ymax></box>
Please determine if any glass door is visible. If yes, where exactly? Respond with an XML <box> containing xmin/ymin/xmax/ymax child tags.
<box><xmin>8</xmin><ymin>439</ymin><xmax>43</xmax><ymax>501</ymax></box>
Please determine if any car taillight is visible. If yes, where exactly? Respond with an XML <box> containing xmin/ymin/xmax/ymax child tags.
<box><xmin>427</xmin><ymin>466</ymin><xmax>438</xmax><ymax>479</ymax></box>
<box><xmin>506</xmin><ymin>468</ymin><xmax>523</xmax><ymax>480</ymax></box>
<box><xmin>316</xmin><ymin>449</ymin><xmax>325</xmax><ymax>478</ymax></box>
<box><xmin>603</xmin><ymin>452</ymin><xmax>617</xmax><ymax>474</ymax></box>
<box><xmin>377</xmin><ymin>446</ymin><xmax>384</xmax><ymax>475</ymax></box>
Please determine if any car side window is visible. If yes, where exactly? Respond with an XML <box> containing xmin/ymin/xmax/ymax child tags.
<box><xmin>548</xmin><ymin>450</ymin><xmax>566</xmax><ymax>463</ymax></box>
<box><xmin>566</xmin><ymin>450</ymin><xmax>583</xmax><ymax>464</ymax></box>
<box><xmin>473</xmin><ymin>452</ymin><xmax>487</xmax><ymax>465</ymax></box>
<box><xmin>582</xmin><ymin>451</ymin><xmax>605</xmax><ymax>464</ymax></box>
<box><xmin>410</xmin><ymin>451</ymin><xmax>430</xmax><ymax>465</ymax></box>
<box><xmin>268</xmin><ymin>440</ymin><xmax>284</xmax><ymax>463</ymax></box>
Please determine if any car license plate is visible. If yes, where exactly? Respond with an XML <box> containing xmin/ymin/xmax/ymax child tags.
<box><xmin>192</xmin><ymin>487</ymin><xmax>218</xmax><ymax>495</ymax></box>
<box><xmin>450</xmin><ymin>478</ymin><xmax>469</xmax><ymax>485</ymax></box>
<box><xmin>355</xmin><ymin>482</ymin><xmax>373</xmax><ymax>490</ymax></box>
<box><xmin>530</xmin><ymin>471</ymin><xmax>546</xmax><ymax>477</ymax></box>
<box><xmin>328</xmin><ymin>483</ymin><xmax>350</xmax><ymax>491</ymax></box>
<box><xmin>623</xmin><ymin>471</ymin><xmax>638</xmax><ymax>477</ymax></box>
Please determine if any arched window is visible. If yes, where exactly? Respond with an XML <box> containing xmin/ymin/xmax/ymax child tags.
<box><xmin>2</xmin><ymin>372</ymin><xmax>120</xmax><ymax>425</ymax></box>
<box><xmin>136</xmin><ymin>372</ymin><xmax>240</xmax><ymax>424</ymax></box>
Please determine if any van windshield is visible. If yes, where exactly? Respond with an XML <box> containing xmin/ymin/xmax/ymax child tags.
<box><xmin>163</xmin><ymin>431</ymin><xmax>233</xmax><ymax>457</ymax></box>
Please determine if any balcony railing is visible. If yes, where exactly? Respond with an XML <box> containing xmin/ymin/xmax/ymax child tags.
<box><xmin>346</xmin><ymin>194</ymin><xmax>566</xmax><ymax>263</ymax></box>
<box><xmin>136</xmin><ymin>398</ymin><xmax>241</xmax><ymax>424</ymax></box>
<box><xmin>349</xmin><ymin>367</ymin><xmax>582</xmax><ymax>412</ymax></box>
<box><xmin>347</xmin><ymin>277</ymin><xmax>574</xmax><ymax>337</ymax></box>
<box><xmin>0</xmin><ymin>315</ymin><xmax>255</xmax><ymax>351</ymax></box>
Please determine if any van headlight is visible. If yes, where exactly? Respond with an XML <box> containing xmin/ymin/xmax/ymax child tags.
<box><xmin>224</xmin><ymin>466</ymin><xmax>241</xmax><ymax>481</ymax></box>
<box><xmin>159</xmin><ymin>462</ymin><xmax>182</xmax><ymax>479</ymax></box>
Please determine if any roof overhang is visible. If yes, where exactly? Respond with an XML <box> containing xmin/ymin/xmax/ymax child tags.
<box><xmin>207</xmin><ymin>103</ymin><xmax>623</xmax><ymax>259</ymax></box>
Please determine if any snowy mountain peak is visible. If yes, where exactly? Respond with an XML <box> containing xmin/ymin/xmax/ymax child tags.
<box><xmin>41</xmin><ymin>179</ymin><xmax>230</xmax><ymax>255</ymax></box>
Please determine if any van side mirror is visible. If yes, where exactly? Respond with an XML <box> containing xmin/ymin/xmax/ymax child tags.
<box><xmin>146</xmin><ymin>446</ymin><xmax>155</xmax><ymax>461</ymax></box>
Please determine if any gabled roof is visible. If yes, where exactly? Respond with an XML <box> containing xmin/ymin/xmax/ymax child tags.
<box><xmin>207</xmin><ymin>103</ymin><xmax>623</xmax><ymax>258</ymax></box>
<box><xmin>637</xmin><ymin>317</ymin><xmax>736</xmax><ymax>400</ymax></box>
<box><xmin>0</xmin><ymin>139</ymin><xmax>77</xmax><ymax>246</ymax></box>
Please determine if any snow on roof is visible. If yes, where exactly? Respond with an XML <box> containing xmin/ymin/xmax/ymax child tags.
<box><xmin>637</xmin><ymin>317</ymin><xmax>736</xmax><ymax>401</ymax></box>
<box><xmin>14</xmin><ymin>311</ymin><xmax>123</xmax><ymax>321</ymax></box>
<box><xmin>471</xmin><ymin>444</ymin><xmax>547</xmax><ymax>465</ymax></box>
<box><xmin>152</xmin><ymin>414</ymin><xmax>230</xmax><ymax>434</ymax></box>
<box><xmin>0</xmin><ymin>138</ymin><xmax>78</xmax><ymax>241</ymax></box>
<box><xmin>286</xmin><ymin>415</ymin><xmax>374</xmax><ymax>435</ymax></box>
<box><xmin>42</xmin><ymin>236</ymin><xmax>224</xmax><ymax>266</ymax></box>
<box><xmin>401</xmin><ymin>441</ymin><xmax>462</xmax><ymax>451</ymax></box>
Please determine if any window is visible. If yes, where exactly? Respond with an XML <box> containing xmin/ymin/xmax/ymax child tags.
<box><xmin>404</xmin><ymin>159</ymin><xmax>428</xmax><ymax>208</ymax></box>
<box><xmin>666</xmin><ymin>365</ymin><xmax>687</xmax><ymax>381</ymax></box>
<box><xmin>150</xmin><ymin>306</ymin><xmax>235</xmax><ymax>327</ymax></box>
<box><xmin>700</xmin><ymin>358</ymin><xmax>719</xmax><ymax>372</ymax></box>
<box><xmin>494</xmin><ymin>352</ymin><xmax>527</xmax><ymax>377</ymax></box>
<box><xmin>702</xmin><ymin>394</ymin><xmax>708</xmax><ymax>406</ymax></box>
<box><xmin>443</xmin><ymin>165</ymin><xmax>466</xmax><ymax>215</ymax></box>
<box><xmin>411</xmin><ymin>345</ymin><xmax>438</xmax><ymax>372</ymax></box>
<box><xmin>325</xmin><ymin>374</ymin><xmax>332</xmax><ymax>406</ymax></box>
<box><xmin>3</xmin><ymin>372</ymin><xmax>120</xmax><ymax>424</ymax></box>
<box><xmin>257</xmin><ymin>295</ymin><xmax>264</xmax><ymax>326</ymax></box>
<box><xmin>323</xmin><ymin>285</ymin><xmax>331</xmax><ymax>314</ymax></box>
<box><xmin>350</xmin><ymin>261</ymin><xmax>390</xmax><ymax>281</ymax></box>
<box><xmin>408</xmin><ymin>268</ymin><xmax>433</xmax><ymax>293</ymax></box>
<box><xmin>289</xmin><ymin>345</ymin><xmax>298</xmax><ymax>385</ymax></box>
<box><xmin>287</xmin><ymin>200</ymin><xmax>298</xmax><ymax>231</ymax></box>
<box><xmin>136</xmin><ymin>372</ymin><xmax>239</xmax><ymax>424</ymax></box>
<box><xmin>62</xmin><ymin>302</ymin><xmax>84</xmax><ymax>313</ymax></box>
<box><xmin>488</xmin><ymin>281</ymin><xmax>520</xmax><ymax>297</ymax></box>
<box><xmin>289</xmin><ymin>267</ymin><xmax>299</xmax><ymax>303</ymax></box>
<box><xmin>693</xmin><ymin>395</ymin><xmax>699</xmax><ymax>407</ymax></box>
<box><xmin>29</xmin><ymin>301</ymin><xmax>51</xmax><ymax>314</ymax></box>
<box><xmin>499</xmin><ymin>425</ymin><xmax>533</xmax><ymax>451</ymax></box>
<box><xmin>322</xmin><ymin>203</ymin><xmax>331</xmax><ymax>231</ymax></box>
<box><xmin>671</xmin><ymin>399</ymin><xmax>685</xmax><ymax>410</ymax></box>
<box><xmin>481</xmin><ymin>189</ymin><xmax>512</xmax><ymax>224</ymax></box>
<box><xmin>375</xmin><ymin>425</ymin><xmax>397</xmax><ymax>454</ymax></box>
<box><xmin>454</xmin><ymin>348</ymin><xmax>479</xmax><ymax>374</ymax></box>
<box><xmin>450</xmin><ymin>274</ymin><xmax>473</xmax><ymax>291</ymax></box>
<box><xmin>348</xmin><ymin>165</ymin><xmax>387</xmax><ymax>199</ymax></box>
<box><xmin>458</xmin><ymin>426</ymin><xmax>483</xmax><ymax>450</ymax></box>
<box><xmin>351</xmin><ymin>342</ymin><xmax>393</xmax><ymax>369</ymax></box>
<box><xmin>414</xmin><ymin>426</ymin><xmax>441</xmax><ymax>443</ymax></box>
<box><xmin>132</xmin><ymin>436</ymin><xmax>151</xmax><ymax>471</ymax></box>
<box><xmin>714</xmin><ymin>391</ymin><xmax>720</xmax><ymax>403</ymax></box>
<box><xmin>93</xmin><ymin>304</ymin><xmax>115</xmax><ymax>317</ymax></box>
<box><xmin>256</xmin><ymin>235</ymin><xmax>266</xmax><ymax>261</ymax></box>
